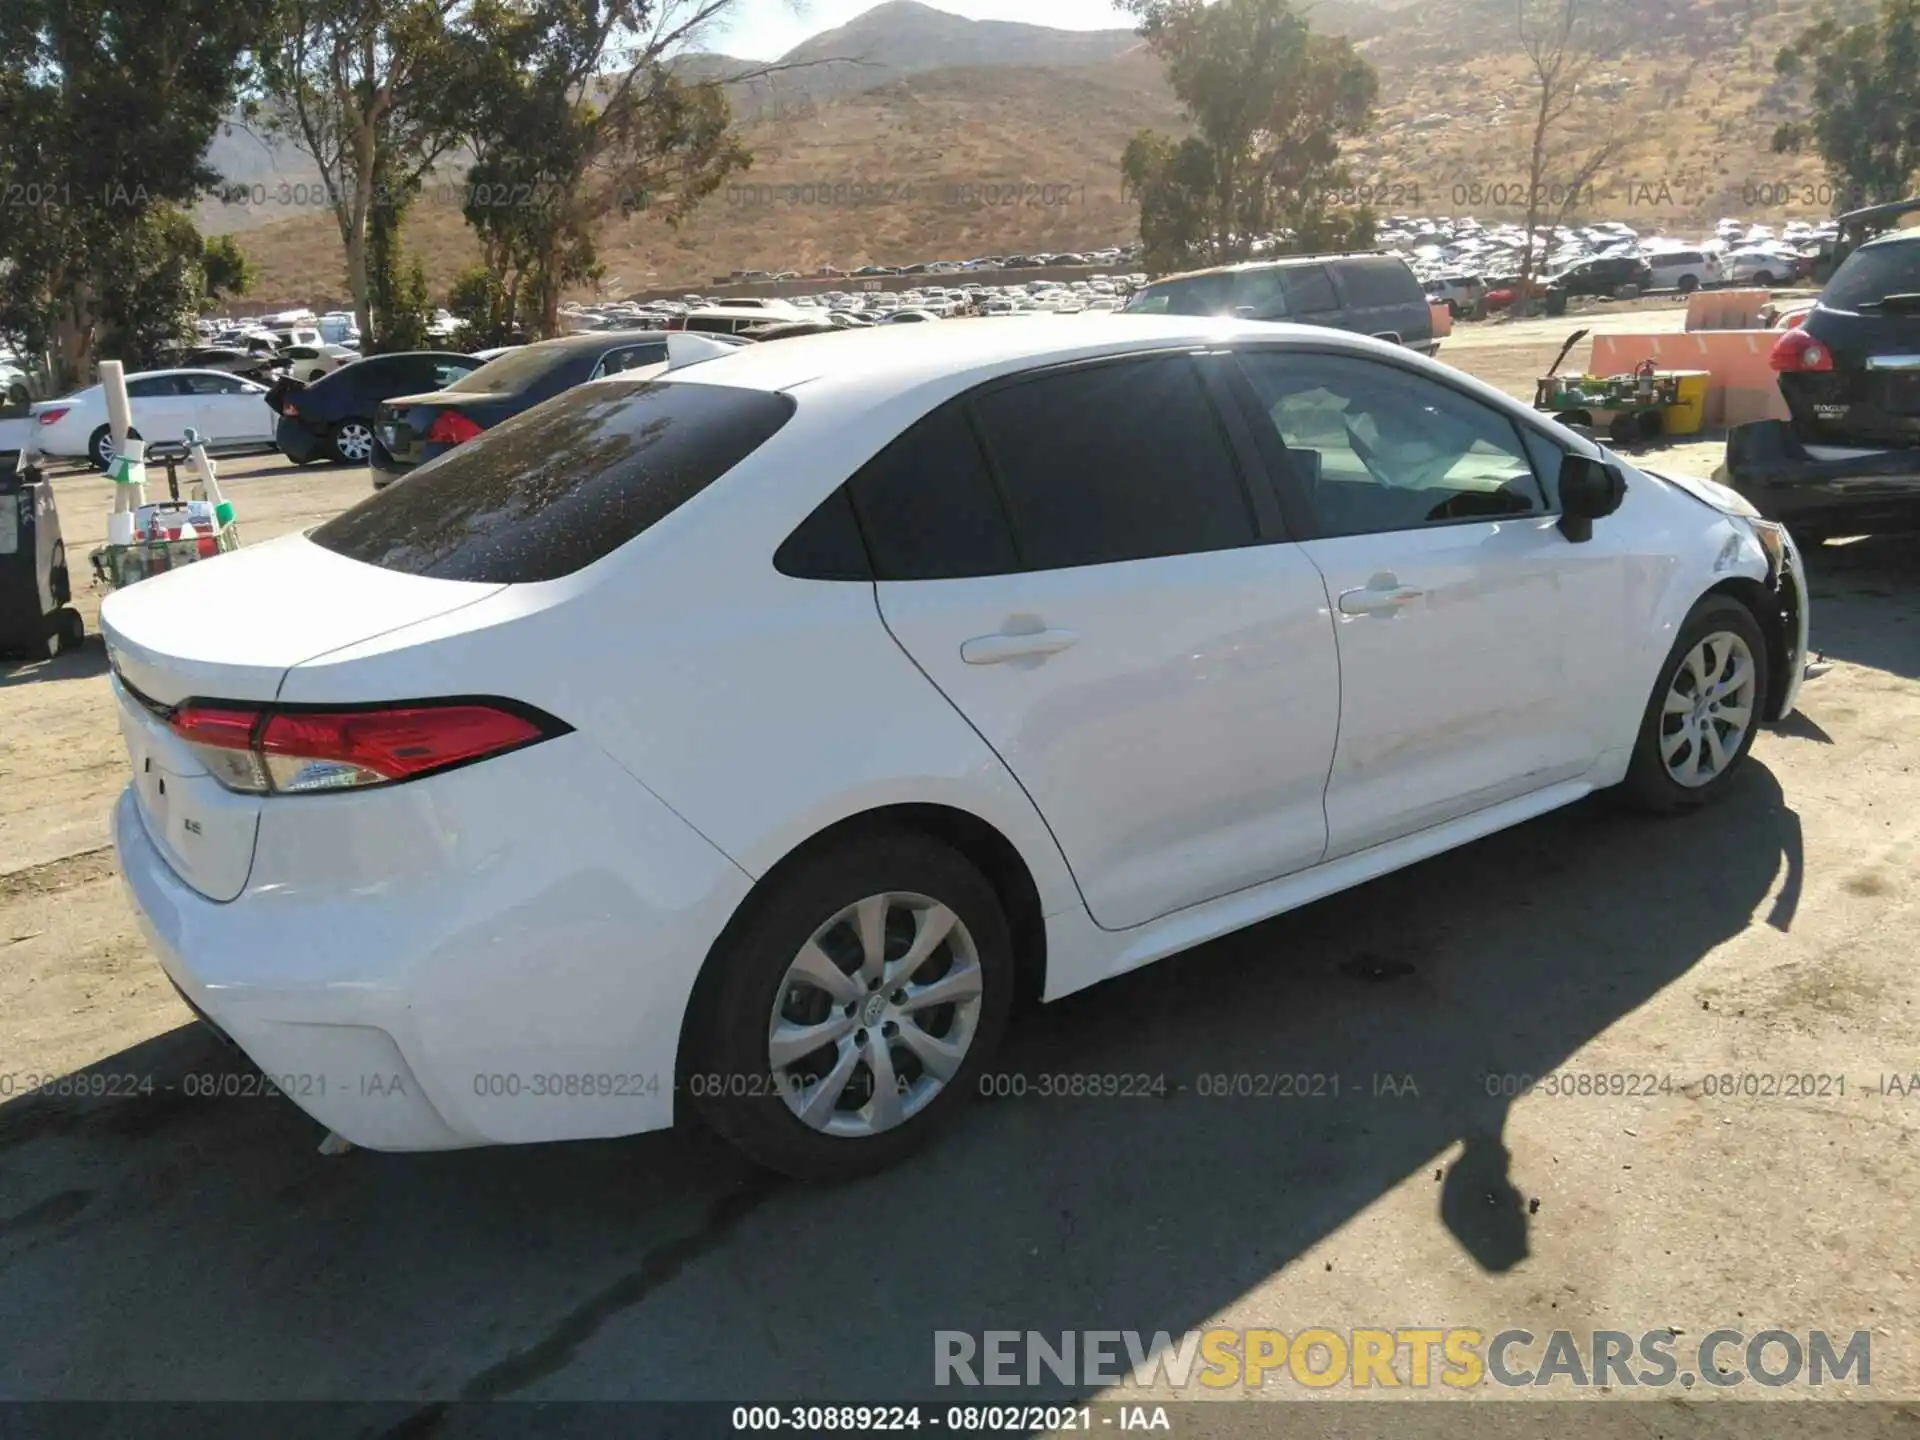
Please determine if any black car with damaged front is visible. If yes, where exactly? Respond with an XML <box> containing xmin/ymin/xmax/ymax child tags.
<box><xmin>368</xmin><ymin>330</ymin><xmax>673</xmax><ymax>489</ymax></box>
<box><xmin>1724</xmin><ymin>227</ymin><xmax>1920</xmax><ymax>539</ymax></box>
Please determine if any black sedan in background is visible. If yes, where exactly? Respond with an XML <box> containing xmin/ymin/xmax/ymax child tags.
<box><xmin>1544</xmin><ymin>254</ymin><xmax>1655</xmax><ymax>299</ymax></box>
<box><xmin>274</xmin><ymin>350</ymin><xmax>482</xmax><ymax>464</ymax></box>
<box><xmin>370</xmin><ymin>330</ymin><xmax>676</xmax><ymax>487</ymax></box>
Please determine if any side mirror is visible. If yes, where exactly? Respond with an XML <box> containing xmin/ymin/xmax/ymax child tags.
<box><xmin>1557</xmin><ymin>453</ymin><xmax>1626</xmax><ymax>543</ymax></box>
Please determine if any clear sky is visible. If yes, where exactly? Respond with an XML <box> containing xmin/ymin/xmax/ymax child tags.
<box><xmin>701</xmin><ymin>0</ymin><xmax>1137</xmax><ymax>60</ymax></box>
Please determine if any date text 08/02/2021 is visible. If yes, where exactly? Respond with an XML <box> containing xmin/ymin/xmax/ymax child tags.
<box><xmin>730</xmin><ymin>1406</ymin><xmax>1164</xmax><ymax>1433</ymax></box>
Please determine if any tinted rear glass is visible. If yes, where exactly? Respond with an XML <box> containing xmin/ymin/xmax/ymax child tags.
<box><xmin>447</xmin><ymin>345</ymin><xmax>582</xmax><ymax>394</ymax></box>
<box><xmin>1334</xmin><ymin>258</ymin><xmax>1421</xmax><ymax>308</ymax></box>
<box><xmin>309</xmin><ymin>380</ymin><xmax>796</xmax><ymax>583</ymax></box>
<box><xmin>1823</xmin><ymin>240</ymin><xmax>1920</xmax><ymax>309</ymax></box>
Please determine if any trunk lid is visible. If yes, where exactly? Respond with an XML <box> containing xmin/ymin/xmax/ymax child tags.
<box><xmin>100</xmin><ymin>533</ymin><xmax>505</xmax><ymax>901</ymax></box>
<box><xmin>376</xmin><ymin>390</ymin><xmax>515</xmax><ymax>465</ymax></box>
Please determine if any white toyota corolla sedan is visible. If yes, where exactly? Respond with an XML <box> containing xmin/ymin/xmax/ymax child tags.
<box><xmin>103</xmin><ymin>317</ymin><xmax>1811</xmax><ymax>1178</ymax></box>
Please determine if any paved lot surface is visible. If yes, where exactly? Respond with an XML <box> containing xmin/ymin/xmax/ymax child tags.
<box><xmin>2</xmin><ymin>314</ymin><xmax>1917</xmax><ymax>1421</ymax></box>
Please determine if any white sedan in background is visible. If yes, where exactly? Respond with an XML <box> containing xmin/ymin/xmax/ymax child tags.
<box><xmin>31</xmin><ymin>368</ymin><xmax>276</xmax><ymax>470</ymax></box>
<box><xmin>103</xmin><ymin>318</ymin><xmax>1809</xmax><ymax>1180</ymax></box>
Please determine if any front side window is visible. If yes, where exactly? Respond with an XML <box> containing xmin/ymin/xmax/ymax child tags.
<box><xmin>1236</xmin><ymin>351</ymin><xmax>1548</xmax><ymax>538</ymax></box>
<box><xmin>182</xmin><ymin>372</ymin><xmax>245</xmax><ymax>395</ymax></box>
<box><xmin>1123</xmin><ymin>272</ymin><xmax>1232</xmax><ymax>316</ymax></box>
<box><xmin>970</xmin><ymin>355</ymin><xmax>1259</xmax><ymax>570</ymax></box>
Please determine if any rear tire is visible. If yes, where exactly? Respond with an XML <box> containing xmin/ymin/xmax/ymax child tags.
<box><xmin>686</xmin><ymin>829</ymin><xmax>1014</xmax><ymax>1180</ymax></box>
<box><xmin>90</xmin><ymin>424</ymin><xmax>141</xmax><ymax>472</ymax></box>
<box><xmin>1622</xmin><ymin>596</ymin><xmax>1770</xmax><ymax>814</ymax></box>
<box><xmin>59</xmin><ymin>608</ymin><xmax>84</xmax><ymax>648</ymax></box>
<box><xmin>328</xmin><ymin>418</ymin><xmax>376</xmax><ymax>465</ymax></box>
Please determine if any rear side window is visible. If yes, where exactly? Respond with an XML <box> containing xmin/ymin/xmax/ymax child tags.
<box><xmin>1822</xmin><ymin>240</ymin><xmax>1920</xmax><ymax>310</ymax></box>
<box><xmin>846</xmin><ymin>405</ymin><xmax>1020</xmax><ymax>580</ymax></box>
<box><xmin>971</xmin><ymin>356</ymin><xmax>1258</xmax><ymax>570</ymax></box>
<box><xmin>1335</xmin><ymin>258</ymin><xmax>1421</xmax><ymax>309</ymax></box>
<box><xmin>1280</xmin><ymin>265</ymin><xmax>1339</xmax><ymax>315</ymax></box>
<box><xmin>310</xmin><ymin>380</ymin><xmax>796</xmax><ymax>582</ymax></box>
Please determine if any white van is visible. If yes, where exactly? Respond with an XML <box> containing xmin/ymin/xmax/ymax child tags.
<box><xmin>1641</xmin><ymin>249</ymin><xmax>1715</xmax><ymax>293</ymax></box>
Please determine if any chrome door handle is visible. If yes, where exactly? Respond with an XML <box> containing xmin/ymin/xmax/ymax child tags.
<box><xmin>1337</xmin><ymin>576</ymin><xmax>1424</xmax><ymax>616</ymax></box>
<box><xmin>960</xmin><ymin>628</ymin><xmax>1080</xmax><ymax>665</ymax></box>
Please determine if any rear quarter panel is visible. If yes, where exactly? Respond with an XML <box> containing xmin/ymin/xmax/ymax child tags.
<box><xmin>280</xmin><ymin>387</ymin><xmax>1086</xmax><ymax>922</ymax></box>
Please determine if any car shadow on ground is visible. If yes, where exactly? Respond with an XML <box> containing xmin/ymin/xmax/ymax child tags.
<box><xmin>0</xmin><ymin>635</ymin><xmax>110</xmax><ymax>688</ymax></box>
<box><xmin>0</xmin><ymin>767</ymin><xmax>1803</xmax><ymax>1407</ymax></box>
<box><xmin>1799</xmin><ymin>535</ymin><xmax>1920</xmax><ymax>681</ymax></box>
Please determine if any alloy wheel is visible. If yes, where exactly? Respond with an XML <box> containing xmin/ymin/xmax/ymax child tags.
<box><xmin>767</xmin><ymin>891</ymin><xmax>984</xmax><ymax>1138</ymax></box>
<box><xmin>1659</xmin><ymin>630</ymin><xmax>1757</xmax><ymax>787</ymax></box>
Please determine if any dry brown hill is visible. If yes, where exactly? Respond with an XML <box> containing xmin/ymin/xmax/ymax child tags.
<box><xmin>234</xmin><ymin>0</ymin><xmax>1879</xmax><ymax>304</ymax></box>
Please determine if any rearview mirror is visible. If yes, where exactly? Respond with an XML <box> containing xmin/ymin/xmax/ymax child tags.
<box><xmin>1557</xmin><ymin>454</ymin><xmax>1626</xmax><ymax>543</ymax></box>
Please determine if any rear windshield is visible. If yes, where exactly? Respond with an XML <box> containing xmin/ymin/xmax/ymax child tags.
<box><xmin>1822</xmin><ymin>239</ymin><xmax>1920</xmax><ymax>310</ymax></box>
<box><xmin>309</xmin><ymin>379</ymin><xmax>797</xmax><ymax>583</ymax></box>
<box><xmin>445</xmin><ymin>345</ymin><xmax>580</xmax><ymax>394</ymax></box>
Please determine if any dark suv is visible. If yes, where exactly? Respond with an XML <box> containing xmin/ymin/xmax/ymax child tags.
<box><xmin>1121</xmin><ymin>254</ymin><xmax>1438</xmax><ymax>356</ymax></box>
<box><xmin>1544</xmin><ymin>254</ymin><xmax>1655</xmax><ymax>299</ymax></box>
<box><xmin>1723</xmin><ymin>226</ymin><xmax>1920</xmax><ymax>538</ymax></box>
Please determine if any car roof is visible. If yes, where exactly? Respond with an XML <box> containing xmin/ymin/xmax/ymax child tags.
<box><xmin>127</xmin><ymin>368</ymin><xmax>255</xmax><ymax>381</ymax></box>
<box><xmin>1142</xmin><ymin>253</ymin><xmax>1395</xmax><ymax>282</ymax></box>
<box><xmin>1859</xmin><ymin>224</ymin><xmax>1920</xmax><ymax>250</ymax></box>
<box><xmin>665</xmin><ymin>314</ymin><xmax>1503</xmax><ymax>408</ymax></box>
<box><xmin>526</xmin><ymin>328</ymin><xmax>671</xmax><ymax>350</ymax></box>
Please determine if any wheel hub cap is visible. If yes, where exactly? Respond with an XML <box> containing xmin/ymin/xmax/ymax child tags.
<box><xmin>767</xmin><ymin>890</ymin><xmax>985</xmax><ymax>1139</ymax></box>
<box><xmin>1659</xmin><ymin>629</ymin><xmax>1758</xmax><ymax>788</ymax></box>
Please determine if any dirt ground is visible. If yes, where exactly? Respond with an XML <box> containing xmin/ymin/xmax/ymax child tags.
<box><xmin>3</xmin><ymin>312</ymin><xmax>1919</xmax><ymax>1423</ymax></box>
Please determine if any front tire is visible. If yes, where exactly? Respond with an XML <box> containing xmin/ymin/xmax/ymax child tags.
<box><xmin>687</xmin><ymin>829</ymin><xmax>1014</xmax><ymax>1180</ymax></box>
<box><xmin>1623</xmin><ymin>596</ymin><xmax>1770</xmax><ymax>813</ymax></box>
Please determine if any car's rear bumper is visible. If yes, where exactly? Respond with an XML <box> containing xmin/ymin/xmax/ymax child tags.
<box><xmin>274</xmin><ymin>415</ymin><xmax>323</xmax><ymax>464</ymax></box>
<box><xmin>111</xmin><ymin>734</ymin><xmax>755</xmax><ymax>1151</ymax></box>
<box><xmin>369</xmin><ymin>440</ymin><xmax>454</xmax><ymax>488</ymax></box>
<box><xmin>1723</xmin><ymin>419</ymin><xmax>1920</xmax><ymax>535</ymax></box>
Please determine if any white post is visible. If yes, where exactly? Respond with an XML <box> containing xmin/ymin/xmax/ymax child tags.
<box><xmin>97</xmin><ymin>359</ymin><xmax>147</xmax><ymax>534</ymax></box>
<box><xmin>99</xmin><ymin>360</ymin><xmax>133</xmax><ymax>449</ymax></box>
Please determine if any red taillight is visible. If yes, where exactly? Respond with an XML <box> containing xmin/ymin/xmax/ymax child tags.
<box><xmin>36</xmin><ymin>407</ymin><xmax>69</xmax><ymax>426</ymax></box>
<box><xmin>168</xmin><ymin>699</ymin><xmax>561</xmax><ymax>794</ymax></box>
<box><xmin>281</xmin><ymin>400</ymin><xmax>300</xmax><ymax>416</ymax></box>
<box><xmin>1769</xmin><ymin>327</ymin><xmax>1833</xmax><ymax>373</ymax></box>
<box><xmin>425</xmin><ymin>409</ymin><xmax>484</xmax><ymax>445</ymax></box>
